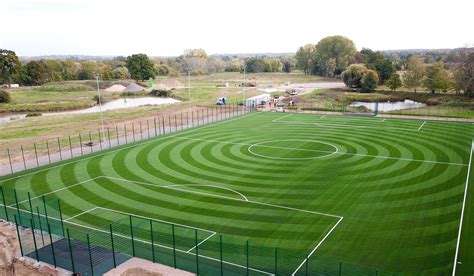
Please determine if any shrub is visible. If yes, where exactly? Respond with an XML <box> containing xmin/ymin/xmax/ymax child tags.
<box><xmin>0</xmin><ymin>90</ymin><xmax>11</xmax><ymax>103</ymax></box>
<box><xmin>360</xmin><ymin>70</ymin><xmax>379</xmax><ymax>93</ymax></box>
<box><xmin>150</xmin><ymin>89</ymin><xmax>172</xmax><ymax>97</ymax></box>
<box><xmin>26</xmin><ymin>112</ymin><xmax>42</xmax><ymax>117</ymax></box>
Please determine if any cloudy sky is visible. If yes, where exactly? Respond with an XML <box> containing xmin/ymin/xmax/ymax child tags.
<box><xmin>0</xmin><ymin>0</ymin><xmax>473</xmax><ymax>56</ymax></box>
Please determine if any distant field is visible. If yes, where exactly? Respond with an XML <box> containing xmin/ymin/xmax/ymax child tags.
<box><xmin>1</xmin><ymin>112</ymin><xmax>473</xmax><ymax>275</ymax></box>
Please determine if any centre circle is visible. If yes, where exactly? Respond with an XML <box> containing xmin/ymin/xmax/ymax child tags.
<box><xmin>247</xmin><ymin>139</ymin><xmax>339</xmax><ymax>160</ymax></box>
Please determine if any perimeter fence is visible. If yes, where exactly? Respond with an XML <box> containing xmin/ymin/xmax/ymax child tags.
<box><xmin>0</xmin><ymin>185</ymin><xmax>398</xmax><ymax>275</ymax></box>
<box><xmin>285</xmin><ymin>99</ymin><xmax>474</xmax><ymax>122</ymax></box>
<box><xmin>0</xmin><ymin>103</ymin><xmax>254</xmax><ymax>176</ymax></box>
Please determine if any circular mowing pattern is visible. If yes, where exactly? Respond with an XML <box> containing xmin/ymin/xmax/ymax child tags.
<box><xmin>247</xmin><ymin>139</ymin><xmax>339</xmax><ymax>160</ymax></box>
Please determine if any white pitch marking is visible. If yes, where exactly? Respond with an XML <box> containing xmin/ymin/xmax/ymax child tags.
<box><xmin>187</xmin><ymin>232</ymin><xmax>217</xmax><ymax>253</ymax></box>
<box><xmin>272</xmin><ymin>114</ymin><xmax>294</xmax><ymax>122</ymax></box>
<box><xmin>452</xmin><ymin>140</ymin><xmax>474</xmax><ymax>276</ymax></box>
<box><xmin>164</xmin><ymin>184</ymin><xmax>249</xmax><ymax>201</ymax></box>
<box><xmin>320</xmin><ymin>115</ymin><xmax>326</xmax><ymax>119</ymax></box>
<box><xmin>10</xmin><ymin>176</ymin><xmax>103</xmax><ymax>207</ymax></box>
<box><xmin>418</xmin><ymin>120</ymin><xmax>427</xmax><ymax>131</ymax></box>
<box><xmin>173</xmin><ymin>136</ymin><xmax>467</xmax><ymax>166</ymax></box>
<box><xmin>64</xmin><ymin>207</ymin><xmax>98</xmax><ymax>222</ymax></box>
<box><xmin>292</xmin><ymin>216</ymin><xmax>344</xmax><ymax>275</ymax></box>
<box><xmin>247</xmin><ymin>139</ymin><xmax>339</xmax><ymax>160</ymax></box>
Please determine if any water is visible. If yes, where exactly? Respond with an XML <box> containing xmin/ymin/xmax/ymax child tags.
<box><xmin>351</xmin><ymin>99</ymin><xmax>426</xmax><ymax>112</ymax></box>
<box><xmin>0</xmin><ymin>97</ymin><xmax>180</xmax><ymax>124</ymax></box>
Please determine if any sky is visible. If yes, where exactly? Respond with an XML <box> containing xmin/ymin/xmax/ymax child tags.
<box><xmin>0</xmin><ymin>0</ymin><xmax>473</xmax><ymax>57</ymax></box>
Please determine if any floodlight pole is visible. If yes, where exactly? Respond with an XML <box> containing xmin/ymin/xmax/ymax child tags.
<box><xmin>95</xmin><ymin>73</ymin><xmax>105</xmax><ymax>142</ymax></box>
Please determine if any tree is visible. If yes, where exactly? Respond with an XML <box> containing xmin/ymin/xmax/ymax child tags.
<box><xmin>154</xmin><ymin>64</ymin><xmax>171</xmax><ymax>76</ymax></box>
<box><xmin>386</xmin><ymin>73</ymin><xmax>402</xmax><ymax>91</ymax></box>
<box><xmin>313</xmin><ymin>36</ymin><xmax>357</xmax><ymax>77</ymax></box>
<box><xmin>25</xmin><ymin>61</ymin><xmax>50</xmax><ymax>85</ymax></box>
<box><xmin>423</xmin><ymin>62</ymin><xmax>452</xmax><ymax>93</ymax></box>
<box><xmin>0</xmin><ymin>49</ymin><xmax>21</xmax><ymax>84</ymax></box>
<box><xmin>0</xmin><ymin>90</ymin><xmax>11</xmax><ymax>103</ymax></box>
<box><xmin>126</xmin><ymin>54</ymin><xmax>156</xmax><ymax>81</ymax></box>
<box><xmin>342</xmin><ymin>64</ymin><xmax>367</xmax><ymax>88</ymax></box>
<box><xmin>244</xmin><ymin>57</ymin><xmax>266</xmax><ymax>73</ymax></box>
<box><xmin>360</xmin><ymin>70</ymin><xmax>379</xmax><ymax>92</ymax></box>
<box><xmin>112</xmin><ymin>67</ymin><xmax>131</xmax><ymax>79</ymax></box>
<box><xmin>403</xmin><ymin>56</ymin><xmax>425</xmax><ymax>93</ymax></box>
<box><xmin>295</xmin><ymin>44</ymin><xmax>316</xmax><ymax>75</ymax></box>
<box><xmin>452</xmin><ymin>51</ymin><xmax>474</xmax><ymax>96</ymax></box>
<box><xmin>77</xmin><ymin>61</ymin><xmax>99</xmax><ymax>80</ymax></box>
<box><xmin>360</xmin><ymin>48</ymin><xmax>395</xmax><ymax>84</ymax></box>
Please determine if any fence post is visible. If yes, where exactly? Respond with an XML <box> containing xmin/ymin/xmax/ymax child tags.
<box><xmin>147</xmin><ymin>119</ymin><xmax>150</xmax><ymax>138</ymax></box>
<box><xmin>132</xmin><ymin>123</ymin><xmax>136</xmax><ymax>142</ymax></box>
<box><xmin>139</xmin><ymin>121</ymin><xmax>143</xmax><ymax>140</ymax></box>
<box><xmin>66</xmin><ymin>229</ymin><xmax>76</xmax><ymax>273</ymax></box>
<box><xmin>339</xmin><ymin>261</ymin><xmax>342</xmax><ymax>276</ymax></box>
<box><xmin>27</xmin><ymin>192</ymin><xmax>34</xmax><ymax>218</ymax></box>
<box><xmin>107</xmin><ymin>128</ymin><xmax>112</xmax><ymax>147</ymax></box>
<box><xmin>175</xmin><ymin>114</ymin><xmax>178</xmax><ymax>131</ymax></box>
<box><xmin>46</xmin><ymin>140</ymin><xmax>52</xmax><ymax>163</ymax></box>
<box><xmin>57</xmin><ymin>200</ymin><xmax>65</xmax><ymax>235</ymax></box>
<box><xmin>88</xmin><ymin>131</ymin><xmax>93</xmax><ymax>153</ymax></box>
<box><xmin>99</xmin><ymin>129</ymin><xmax>105</xmax><ymax>150</ymax></box>
<box><xmin>116</xmin><ymin>126</ymin><xmax>120</xmax><ymax>146</ymax></box>
<box><xmin>13</xmin><ymin>189</ymin><xmax>21</xmax><ymax>224</ymax></box>
<box><xmin>110</xmin><ymin>224</ymin><xmax>117</xmax><ymax>268</ymax></box>
<box><xmin>34</xmin><ymin>143</ymin><xmax>39</xmax><ymax>167</ymax></box>
<box><xmin>195</xmin><ymin>228</ymin><xmax>199</xmax><ymax>274</ymax></box>
<box><xmin>191</xmin><ymin>111</ymin><xmax>194</xmax><ymax>127</ymax></box>
<box><xmin>124</xmin><ymin>124</ymin><xmax>128</xmax><ymax>144</ymax></box>
<box><xmin>172</xmin><ymin>224</ymin><xmax>177</xmax><ymax>268</ymax></box>
<box><xmin>154</xmin><ymin>118</ymin><xmax>158</xmax><ymax>137</ymax></box>
<box><xmin>14</xmin><ymin>214</ymin><xmax>24</xmax><ymax>256</ymax></box>
<box><xmin>78</xmin><ymin>134</ymin><xmax>83</xmax><ymax>156</ymax></box>
<box><xmin>305</xmin><ymin>256</ymin><xmax>309</xmax><ymax>276</ymax></box>
<box><xmin>180</xmin><ymin>113</ymin><xmax>184</xmax><ymax>130</ymax></box>
<box><xmin>7</xmin><ymin>148</ymin><xmax>13</xmax><ymax>173</ymax></box>
<box><xmin>31</xmin><ymin>218</ymin><xmax>39</xmax><ymax>261</ymax></box>
<box><xmin>0</xmin><ymin>186</ymin><xmax>9</xmax><ymax>221</ymax></box>
<box><xmin>42</xmin><ymin>196</ymin><xmax>49</xmax><ymax>223</ymax></box>
<box><xmin>150</xmin><ymin>219</ymin><xmax>155</xmax><ymax>263</ymax></box>
<box><xmin>162</xmin><ymin>117</ymin><xmax>166</xmax><ymax>135</ymax></box>
<box><xmin>220</xmin><ymin>235</ymin><xmax>223</xmax><ymax>276</ymax></box>
<box><xmin>87</xmin><ymin>234</ymin><xmax>94</xmax><ymax>276</ymax></box>
<box><xmin>274</xmin><ymin>247</ymin><xmax>278</xmax><ymax>275</ymax></box>
<box><xmin>68</xmin><ymin>136</ymin><xmax>73</xmax><ymax>158</ymax></box>
<box><xmin>57</xmin><ymin>138</ymin><xmax>63</xmax><ymax>160</ymax></box>
<box><xmin>129</xmin><ymin>215</ymin><xmax>135</xmax><ymax>257</ymax></box>
<box><xmin>20</xmin><ymin>145</ymin><xmax>26</xmax><ymax>170</ymax></box>
<box><xmin>36</xmin><ymin>206</ymin><xmax>45</xmax><ymax>246</ymax></box>
<box><xmin>168</xmin><ymin>115</ymin><xmax>171</xmax><ymax>133</ymax></box>
<box><xmin>246</xmin><ymin>240</ymin><xmax>249</xmax><ymax>275</ymax></box>
<box><xmin>47</xmin><ymin>223</ymin><xmax>57</xmax><ymax>267</ymax></box>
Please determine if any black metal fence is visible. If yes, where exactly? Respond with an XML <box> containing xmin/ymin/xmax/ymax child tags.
<box><xmin>0</xmin><ymin>104</ymin><xmax>253</xmax><ymax>176</ymax></box>
<box><xmin>0</xmin><ymin>184</ymin><xmax>397</xmax><ymax>275</ymax></box>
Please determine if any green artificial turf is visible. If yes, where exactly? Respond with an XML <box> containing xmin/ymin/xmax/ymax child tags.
<box><xmin>0</xmin><ymin>112</ymin><xmax>473</xmax><ymax>275</ymax></box>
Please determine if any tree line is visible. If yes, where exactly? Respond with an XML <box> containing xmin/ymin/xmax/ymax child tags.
<box><xmin>0</xmin><ymin>48</ymin><xmax>297</xmax><ymax>85</ymax></box>
<box><xmin>295</xmin><ymin>36</ymin><xmax>474</xmax><ymax>95</ymax></box>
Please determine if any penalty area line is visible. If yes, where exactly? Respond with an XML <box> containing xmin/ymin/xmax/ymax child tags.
<box><xmin>292</xmin><ymin>216</ymin><xmax>344</xmax><ymax>275</ymax></box>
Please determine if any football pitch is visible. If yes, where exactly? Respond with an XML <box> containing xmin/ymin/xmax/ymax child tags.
<box><xmin>1</xmin><ymin>111</ymin><xmax>473</xmax><ymax>275</ymax></box>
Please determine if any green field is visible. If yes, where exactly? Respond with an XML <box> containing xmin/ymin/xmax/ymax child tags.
<box><xmin>0</xmin><ymin>112</ymin><xmax>473</xmax><ymax>275</ymax></box>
